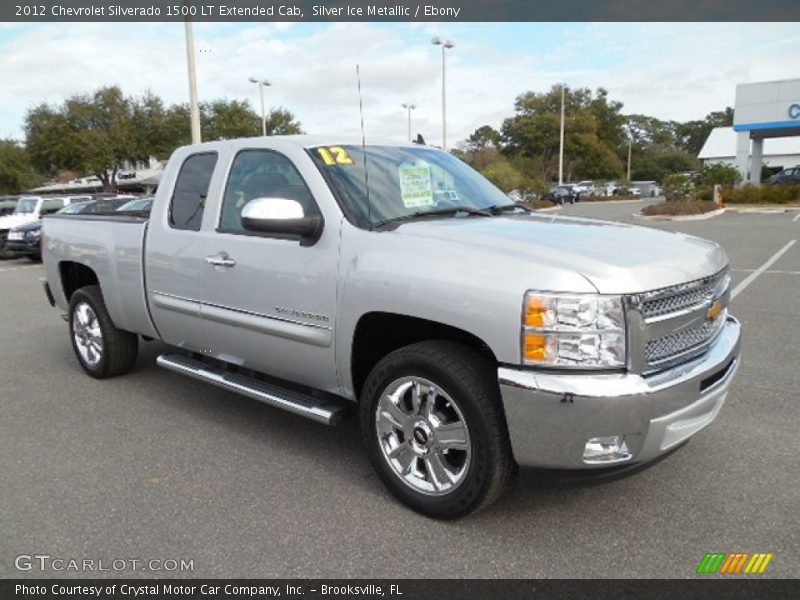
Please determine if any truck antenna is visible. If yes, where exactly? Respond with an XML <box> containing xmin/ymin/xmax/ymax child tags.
<box><xmin>356</xmin><ymin>64</ymin><xmax>372</xmax><ymax>226</ymax></box>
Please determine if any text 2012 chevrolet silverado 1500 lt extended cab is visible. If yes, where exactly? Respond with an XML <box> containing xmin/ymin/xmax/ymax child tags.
<box><xmin>42</xmin><ymin>136</ymin><xmax>741</xmax><ymax>518</ymax></box>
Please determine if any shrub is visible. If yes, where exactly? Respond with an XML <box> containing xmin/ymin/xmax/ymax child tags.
<box><xmin>661</xmin><ymin>173</ymin><xmax>694</xmax><ymax>201</ymax></box>
<box><xmin>722</xmin><ymin>183</ymin><xmax>800</xmax><ymax>205</ymax></box>
<box><xmin>641</xmin><ymin>199</ymin><xmax>718</xmax><ymax>216</ymax></box>
<box><xmin>526</xmin><ymin>199</ymin><xmax>555</xmax><ymax>210</ymax></box>
<box><xmin>700</xmin><ymin>163</ymin><xmax>741</xmax><ymax>187</ymax></box>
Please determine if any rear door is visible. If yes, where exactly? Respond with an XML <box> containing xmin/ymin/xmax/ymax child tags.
<box><xmin>145</xmin><ymin>151</ymin><xmax>219</xmax><ymax>352</ymax></box>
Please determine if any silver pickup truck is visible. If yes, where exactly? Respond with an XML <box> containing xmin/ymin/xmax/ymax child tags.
<box><xmin>43</xmin><ymin>136</ymin><xmax>741</xmax><ymax>518</ymax></box>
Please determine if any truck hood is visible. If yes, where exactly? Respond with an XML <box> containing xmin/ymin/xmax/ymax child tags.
<box><xmin>0</xmin><ymin>214</ymin><xmax>38</xmax><ymax>232</ymax></box>
<box><xmin>389</xmin><ymin>213</ymin><xmax>728</xmax><ymax>294</ymax></box>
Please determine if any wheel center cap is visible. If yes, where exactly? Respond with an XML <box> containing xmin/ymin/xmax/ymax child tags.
<box><xmin>413</xmin><ymin>427</ymin><xmax>428</xmax><ymax>445</ymax></box>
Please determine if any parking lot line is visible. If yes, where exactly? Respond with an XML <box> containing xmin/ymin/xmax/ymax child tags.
<box><xmin>0</xmin><ymin>264</ymin><xmax>42</xmax><ymax>273</ymax></box>
<box><xmin>793</xmin><ymin>212</ymin><xmax>800</xmax><ymax>223</ymax></box>
<box><xmin>731</xmin><ymin>239</ymin><xmax>797</xmax><ymax>299</ymax></box>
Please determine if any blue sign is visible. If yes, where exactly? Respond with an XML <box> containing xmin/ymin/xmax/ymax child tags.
<box><xmin>790</xmin><ymin>103</ymin><xmax>800</xmax><ymax>120</ymax></box>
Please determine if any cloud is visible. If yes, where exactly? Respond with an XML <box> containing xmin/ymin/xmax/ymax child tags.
<box><xmin>0</xmin><ymin>22</ymin><xmax>798</xmax><ymax>145</ymax></box>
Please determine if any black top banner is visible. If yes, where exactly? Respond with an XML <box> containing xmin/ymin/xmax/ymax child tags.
<box><xmin>4</xmin><ymin>0</ymin><xmax>800</xmax><ymax>22</ymax></box>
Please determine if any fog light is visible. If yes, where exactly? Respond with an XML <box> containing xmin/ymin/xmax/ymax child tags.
<box><xmin>583</xmin><ymin>436</ymin><xmax>632</xmax><ymax>464</ymax></box>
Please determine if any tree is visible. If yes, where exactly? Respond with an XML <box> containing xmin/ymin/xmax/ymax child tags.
<box><xmin>500</xmin><ymin>85</ymin><xmax>625</xmax><ymax>182</ymax></box>
<box><xmin>674</xmin><ymin>107</ymin><xmax>734</xmax><ymax>156</ymax></box>
<box><xmin>481</xmin><ymin>160</ymin><xmax>522</xmax><ymax>192</ymax></box>
<box><xmin>465</xmin><ymin>125</ymin><xmax>501</xmax><ymax>151</ymax></box>
<box><xmin>0</xmin><ymin>140</ymin><xmax>41</xmax><ymax>194</ymax></box>
<box><xmin>24</xmin><ymin>87</ymin><xmax>305</xmax><ymax>190</ymax></box>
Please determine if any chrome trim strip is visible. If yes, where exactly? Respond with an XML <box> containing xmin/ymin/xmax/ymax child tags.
<box><xmin>150</xmin><ymin>290</ymin><xmax>332</xmax><ymax>347</ymax></box>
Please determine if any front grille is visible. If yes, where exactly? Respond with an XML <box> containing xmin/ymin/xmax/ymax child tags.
<box><xmin>640</xmin><ymin>269</ymin><xmax>730</xmax><ymax>321</ymax></box>
<box><xmin>645</xmin><ymin>312</ymin><xmax>726</xmax><ymax>365</ymax></box>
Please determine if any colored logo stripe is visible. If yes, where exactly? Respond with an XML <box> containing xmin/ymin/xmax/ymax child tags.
<box><xmin>696</xmin><ymin>552</ymin><xmax>773</xmax><ymax>574</ymax></box>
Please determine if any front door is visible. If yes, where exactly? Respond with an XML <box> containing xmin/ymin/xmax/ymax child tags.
<box><xmin>196</xmin><ymin>148</ymin><xmax>340</xmax><ymax>393</ymax></box>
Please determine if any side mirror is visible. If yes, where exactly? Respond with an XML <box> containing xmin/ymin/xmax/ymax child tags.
<box><xmin>240</xmin><ymin>198</ymin><xmax>323</xmax><ymax>244</ymax></box>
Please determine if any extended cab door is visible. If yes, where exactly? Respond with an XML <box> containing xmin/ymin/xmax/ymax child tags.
<box><xmin>145</xmin><ymin>151</ymin><xmax>219</xmax><ymax>353</ymax></box>
<box><xmin>187</xmin><ymin>146</ymin><xmax>340</xmax><ymax>394</ymax></box>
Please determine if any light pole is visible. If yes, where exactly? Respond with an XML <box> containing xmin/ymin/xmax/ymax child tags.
<box><xmin>249</xmin><ymin>77</ymin><xmax>271</xmax><ymax>137</ymax></box>
<box><xmin>401</xmin><ymin>103</ymin><xmax>416</xmax><ymax>142</ymax></box>
<box><xmin>184</xmin><ymin>20</ymin><xmax>201</xmax><ymax>143</ymax></box>
<box><xmin>625</xmin><ymin>122</ymin><xmax>633</xmax><ymax>182</ymax></box>
<box><xmin>431</xmin><ymin>37</ymin><xmax>454</xmax><ymax>150</ymax></box>
<box><xmin>558</xmin><ymin>83</ymin><xmax>565</xmax><ymax>186</ymax></box>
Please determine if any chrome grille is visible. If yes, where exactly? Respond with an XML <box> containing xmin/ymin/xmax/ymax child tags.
<box><xmin>645</xmin><ymin>312</ymin><xmax>726</xmax><ymax>365</ymax></box>
<box><xmin>641</xmin><ymin>269</ymin><xmax>730</xmax><ymax>321</ymax></box>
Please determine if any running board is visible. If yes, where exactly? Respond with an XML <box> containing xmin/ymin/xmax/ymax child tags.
<box><xmin>156</xmin><ymin>353</ymin><xmax>349</xmax><ymax>426</ymax></box>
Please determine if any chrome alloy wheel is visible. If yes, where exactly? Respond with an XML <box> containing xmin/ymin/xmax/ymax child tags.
<box><xmin>72</xmin><ymin>302</ymin><xmax>104</xmax><ymax>367</ymax></box>
<box><xmin>375</xmin><ymin>377</ymin><xmax>472</xmax><ymax>496</ymax></box>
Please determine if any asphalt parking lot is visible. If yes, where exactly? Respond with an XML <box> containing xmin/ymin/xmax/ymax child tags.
<box><xmin>1</xmin><ymin>198</ymin><xmax>798</xmax><ymax>579</ymax></box>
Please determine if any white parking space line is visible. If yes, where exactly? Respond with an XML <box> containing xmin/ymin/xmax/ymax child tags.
<box><xmin>0</xmin><ymin>265</ymin><xmax>42</xmax><ymax>274</ymax></box>
<box><xmin>793</xmin><ymin>212</ymin><xmax>800</xmax><ymax>223</ymax></box>
<box><xmin>732</xmin><ymin>269</ymin><xmax>800</xmax><ymax>275</ymax></box>
<box><xmin>731</xmin><ymin>240</ymin><xmax>797</xmax><ymax>300</ymax></box>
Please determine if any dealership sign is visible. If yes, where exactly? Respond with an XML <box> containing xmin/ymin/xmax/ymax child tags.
<box><xmin>790</xmin><ymin>103</ymin><xmax>800</xmax><ymax>120</ymax></box>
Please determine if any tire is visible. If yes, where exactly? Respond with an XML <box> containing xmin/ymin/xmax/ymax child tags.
<box><xmin>68</xmin><ymin>285</ymin><xmax>138</xmax><ymax>379</ymax></box>
<box><xmin>0</xmin><ymin>232</ymin><xmax>14</xmax><ymax>260</ymax></box>
<box><xmin>360</xmin><ymin>341</ymin><xmax>515</xmax><ymax>519</ymax></box>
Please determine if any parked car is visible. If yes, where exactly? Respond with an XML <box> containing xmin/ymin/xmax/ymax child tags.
<box><xmin>767</xmin><ymin>166</ymin><xmax>800</xmax><ymax>185</ymax></box>
<box><xmin>0</xmin><ymin>196</ymin><xmax>72</xmax><ymax>259</ymax></box>
<box><xmin>0</xmin><ymin>199</ymin><xmax>18</xmax><ymax>217</ymax></box>
<box><xmin>42</xmin><ymin>136</ymin><xmax>741</xmax><ymax>518</ymax></box>
<box><xmin>543</xmin><ymin>186</ymin><xmax>578</xmax><ymax>205</ymax></box>
<box><xmin>117</xmin><ymin>196</ymin><xmax>154</xmax><ymax>215</ymax></box>
<box><xmin>6</xmin><ymin>197</ymin><xmax>134</xmax><ymax>261</ymax></box>
<box><xmin>572</xmin><ymin>180</ymin><xmax>597</xmax><ymax>197</ymax></box>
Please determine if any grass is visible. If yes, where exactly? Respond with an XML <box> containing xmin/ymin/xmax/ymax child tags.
<box><xmin>721</xmin><ymin>183</ymin><xmax>800</xmax><ymax>205</ymax></box>
<box><xmin>526</xmin><ymin>199</ymin><xmax>556</xmax><ymax>210</ymax></box>
<box><xmin>641</xmin><ymin>199</ymin><xmax>719</xmax><ymax>217</ymax></box>
<box><xmin>581</xmin><ymin>194</ymin><xmax>641</xmax><ymax>202</ymax></box>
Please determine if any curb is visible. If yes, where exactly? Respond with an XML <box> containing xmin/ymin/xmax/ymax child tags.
<box><xmin>725</xmin><ymin>206</ymin><xmax>800</xmax><ymax>214</ymax></box>
<box><xmin>583</xmin><ymin>198</ymin><xmax>646</xmax><ymax>205</ymax></box>
<box><xmin>535</xmin><ymin>206</ymin><xmax>562</xmax><ymax>213</ymax></box>
<box><xmin>632</xmin><ymin>207</ymin><xmax>726</xmax><ymax>221</ymax></box>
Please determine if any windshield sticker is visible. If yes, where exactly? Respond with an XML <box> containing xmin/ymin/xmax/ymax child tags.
<box><xmin>316</xmin><ymin>146</ymin><xmax>353</xmax><ymax>166</ymax></box>
<box><xmin>399</xmin><ymin>161</ymin><xmax>435</xmax><ymax>208</ymax></box>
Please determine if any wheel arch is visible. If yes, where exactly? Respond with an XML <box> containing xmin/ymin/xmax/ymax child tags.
<box><xmin>350</xmin><ymin>311</ymin><xmax>498</xmax><ymax>401</ymax></box>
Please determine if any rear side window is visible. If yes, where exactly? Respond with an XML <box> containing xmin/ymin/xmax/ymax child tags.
<box><xmin>41</xmin><ymin>199</ymin><xmax>66</xmax><ymax>214</ymax></box>
<box><xmin>170</xmin><ymin>152</ymin><xmax>218</xmax><ymax>231</ymax></box>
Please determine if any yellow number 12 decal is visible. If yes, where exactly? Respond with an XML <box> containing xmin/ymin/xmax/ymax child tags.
<box><xmin>317</xmin><ymin>146</ymin><xmax>354</xmax><ymax>166</ymax></box>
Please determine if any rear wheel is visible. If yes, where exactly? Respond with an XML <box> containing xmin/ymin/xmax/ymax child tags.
<box><xmin>360</xmin><ymin>341</ymin><xmax>515</xmax><ymax>518</ymax></box>
<box><xmin>68</xmin><ymin>285</ymin><xmax>138</xmax><ymax>379</ymax></box>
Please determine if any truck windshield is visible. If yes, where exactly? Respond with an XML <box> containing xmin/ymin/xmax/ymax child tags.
<box><xmin>14</xmin><ymin>198</ymin><xmax>39</xmax><ymax>214</ymax></box>
<box><xmin>309</xmin><ymin>145</ymin><xmax>514</xmax><ymax>228</ymax></box>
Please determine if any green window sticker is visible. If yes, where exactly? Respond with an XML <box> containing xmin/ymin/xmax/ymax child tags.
<box><xmin>398</xmin><ymin>161</ymin><xmax>435</xmax><ymax>208</ymax></box>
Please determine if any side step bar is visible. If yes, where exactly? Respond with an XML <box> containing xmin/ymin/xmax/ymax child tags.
<box><xmin>156</xmin><ymin>353</ymin><xmax>350</xmax><ymax>426</ymax></box>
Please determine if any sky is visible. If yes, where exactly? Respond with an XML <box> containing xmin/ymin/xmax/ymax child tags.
<box><xmin>0</xmin><ymin>22</ymin><xmax>798</xmax><ymax>147</ymax></box>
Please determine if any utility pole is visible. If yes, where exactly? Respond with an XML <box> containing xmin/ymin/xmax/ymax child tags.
<box><xmin>249</xmin><ymin>78</ymin><xmax>271</xmax><ymax>136</ymax></box>
<box><xmin>627</xmin><ymin>137</ymin><xmax>632</xmax><ymax>182</ymax></box>
<box><xmin>432</xmin><ymin>38</ymin><xmax>454</xmax><ymax>150</ymax></box>
<box><xmin>401</xmin><ymin>103</ymin><xmax>416</xmax><ymax>142</ymax></box>
<box><xmin>558</xmin><ymin>84</ymin><xmax>565</xmax><ymax>186</ymax></box>
<box><xmin>184</xmin><ymin>19</ymin><xmax>201</xmax><ymax>143</ymax></box>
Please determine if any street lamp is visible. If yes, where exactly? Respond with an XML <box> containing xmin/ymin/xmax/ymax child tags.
<box><xmin>558</xmin><ymin>83</ymin><xmax>565</xmax><ymax>186</ymax></box>
<box><xmin>431</xmin><ymin>37</ymin><xmax>455</xmax><ymax>150</ymax></box>
<box><xmin>401</xmin><ymin>103</ymin><xmax>416</xmax><ymax>142</ymax></box>
<box><xmin>248</xmin><ymin>77</ymin><xmax>271</xmax><ymax>137</ymax></box>
<box><xmin>184</xmin><ymin>20</ymin><xmax>201</xmax><ymax>143</ymax></box>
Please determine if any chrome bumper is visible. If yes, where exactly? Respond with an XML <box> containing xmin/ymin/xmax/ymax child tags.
<box><xmin>498</xmin><ymin>315</ymin><xmax>741</xmax><ymax>469</ymax></box>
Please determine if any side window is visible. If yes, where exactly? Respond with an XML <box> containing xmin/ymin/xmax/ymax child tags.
<box><xmin>219</xmin><ymin>150</ymin><xmax>319</xmax><ymax>233</ymax></box>
<box><xmin>170</xmin><ymin>152</ymin><xmax>218</xmax><ymax>231</ymax></box>
<box><xmin>41</xmin><ymin>199</ymin><xmax>65</xmax><ymax>214</ymax></box>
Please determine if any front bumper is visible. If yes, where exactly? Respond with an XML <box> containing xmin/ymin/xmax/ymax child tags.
<box><xmin>498</xmin><ymin>315</ymin><xmax>741</xmax><ymax>469</ymax></box>
<box><xmin>4</xmin><ymin>237</ymin><xmax>40</xmax><ymax>256</ymax></box>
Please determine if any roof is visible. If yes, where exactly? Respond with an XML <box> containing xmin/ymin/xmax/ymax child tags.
<box><xmin>698</xmin><ymin>127</ymin><xmax>800</xmax><ymax>159</ymax></box>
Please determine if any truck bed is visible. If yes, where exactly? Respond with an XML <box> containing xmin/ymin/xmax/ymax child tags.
<box><xmin>42</xmin><ymin>214</ymin><xmax>158</xmax><ymax>338</ymax></box>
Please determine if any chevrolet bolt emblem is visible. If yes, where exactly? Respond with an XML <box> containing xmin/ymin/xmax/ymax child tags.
<box><xmin>707</xmin><ymin>298</ymin><xmax>723</xmax><ymax>321</ymax></box>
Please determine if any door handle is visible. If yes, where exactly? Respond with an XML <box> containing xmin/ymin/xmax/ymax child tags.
<box><xmin>205</xmin><ymin>252</ymin><xmax>236</xmax><ymax>268</ymax></box>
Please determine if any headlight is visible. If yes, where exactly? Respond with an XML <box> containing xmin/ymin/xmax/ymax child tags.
<box><xmin>26</xmin><ymin>229</ymin><xmax>41</xmax><ymax>239</ymax></box>
<box><xmin>522</xmin><ymin>292</ymin><xmax>626</xmax><ymax>368</ymax></box>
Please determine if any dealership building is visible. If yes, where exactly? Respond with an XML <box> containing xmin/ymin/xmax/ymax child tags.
<box><xmin>718</xmin><ymin>78</ymin><xmax>800</xmax><ymax>183</ymax></box>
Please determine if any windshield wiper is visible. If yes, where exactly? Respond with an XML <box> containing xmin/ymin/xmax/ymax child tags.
<box><xmin>486</xmin><ymin>203</ymin><xmax>531</xmax><ymax>214</ymax></box>
<box><xmin>372</xmin><ymin>205</ymin><xmax>492</xmax><ymax>229</ymax></box>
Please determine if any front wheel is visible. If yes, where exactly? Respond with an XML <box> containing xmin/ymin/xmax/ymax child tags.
<box><xmin>360</xmin><ymin>341</ymin><xmax>515</xmax><ymax>518</ymax></box>
<box><xmin>69</xmin><ymin>285</ymin><xmax>138</xmax><ymax>379</ymax></box>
